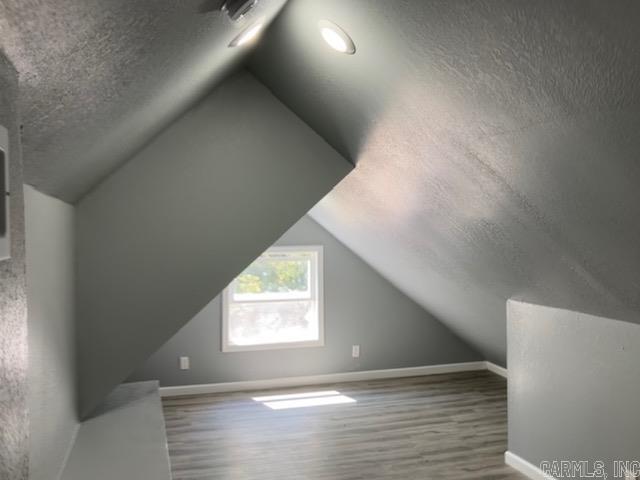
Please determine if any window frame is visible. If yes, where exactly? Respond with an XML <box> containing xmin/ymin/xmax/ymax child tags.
<box><xmin>221</xmin><ymin>245</ymin><xmax>324</xmax><ymax>353</ymax></box>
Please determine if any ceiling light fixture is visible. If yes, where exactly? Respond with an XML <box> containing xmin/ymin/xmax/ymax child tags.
<box><xmin>221</xmin><ymin>0</ymin><xmax>257</xmax><ymax>22</ymax></box>
<box><xmin>228</xmin><ymin>21</ymin><xmax>264</xmax><ymax>47</ymax></box>
<box><xmin>318</xmin><ymin>20</ymin><xmax>355</xmax><ymax>54</ymax></box>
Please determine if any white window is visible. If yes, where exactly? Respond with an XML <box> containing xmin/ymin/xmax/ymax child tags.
<box><xmin>222</xmin><ymin>246</ymin><xmax>324</xmax><ymax>352</ymax></box>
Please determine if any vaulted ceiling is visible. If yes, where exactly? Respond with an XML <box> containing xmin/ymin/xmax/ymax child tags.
<box><xmin>3</xmin><ymin>0</ymin><xmax>640</xmax><ymax>366</ymax></box>
<box><xmin>0</xmin><ymin>0</ymin><xmax>286</xmax><ymax>202</ymax></box>
<box><xmin>251</xmin><ymin>0</ymin><xmax>640</xmax><ymax>363</ymax></box>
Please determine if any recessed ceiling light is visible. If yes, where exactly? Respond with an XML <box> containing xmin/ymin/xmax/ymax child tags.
<box><xmin>318</xmin><ymin>20</ymin><xmax>355</xmax><ymax>54</ymax></box>
<box><xmin>229</xmin><ymin>21</ymin><xmax>264</xmax><ymax>48</ymax></box>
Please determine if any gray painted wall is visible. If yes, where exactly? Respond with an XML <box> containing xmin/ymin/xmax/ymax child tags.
<box><xmin>507</xmin><ymin>300</ymin><xmax>640</xmax><ymax>479</ymax></box>
<box><xmin>251</xmin><ymin>0</ymin><xmax>640</xmax><ymax>366</ymax></box>
<box><xmin>76</xmin><ymin>70</ymin><xmax>352</xmax><ymax>417</ymax></box>
<box><xmin>24</xmin><ymin>186</ymin><xmax>78</xmax><ymax>480</ymax></box>
<box><xmin>0</xmin><ymin>52</ymin><xmax>28</xmax><ymax>480</ymax></box>
<box><xmin>130</xmin><ymin>215</ymin><xmax>480</xmax><ymax>386</ymax></box>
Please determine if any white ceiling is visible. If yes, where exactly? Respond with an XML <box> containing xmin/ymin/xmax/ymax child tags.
<box><xmin>0</xmin><ymin>0</ymin><xmax>286</xmax><ymax>202</ymax></box>
<box><xmin>252</xmin><ymin>0</ymin><xmax>640</xmax><ymax>362</ymax></box>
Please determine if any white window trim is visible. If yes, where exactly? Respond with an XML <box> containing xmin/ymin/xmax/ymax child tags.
<box><xmin>222</xmin><ymin>245</ymin><xmax>324</xmax><ymax>353</ymax></box>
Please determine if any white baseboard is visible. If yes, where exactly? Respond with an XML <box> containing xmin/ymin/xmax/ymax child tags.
<box><xmin>159</xmin><ymin>361</ymin><xmax>492</xmax><ymax>397</ymax></box>
<box><xmin>505</xmin><ymin>451</ymin><xmax>556</xmax><ymax>480</ymax></box>
<box><xmin>486</xmin><ymin>361</ymin><xmax>508</xmax><ymax>378</ymax></box>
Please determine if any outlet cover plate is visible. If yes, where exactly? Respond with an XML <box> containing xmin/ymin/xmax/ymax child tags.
<box><xmin>179</xmin><ymin>356</ymin><xmax>190</xmax><ymax>370</ymax></box>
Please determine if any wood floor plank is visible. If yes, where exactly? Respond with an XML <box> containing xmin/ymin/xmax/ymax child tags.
<box><xmin>162</xmin><ymin>371</ymin><xmax>527</xmax><ymax>480</ymax></box>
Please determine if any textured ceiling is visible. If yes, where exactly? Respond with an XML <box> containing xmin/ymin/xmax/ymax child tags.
<box><xmin>0</xmin><ymin>0</ymin><xmax>286</xmax><ymax>202</ymax></box>
<box><xmin>252</xmin><ymin>0</ymin><xmax>640</xmax><ymax>363</ymax></box>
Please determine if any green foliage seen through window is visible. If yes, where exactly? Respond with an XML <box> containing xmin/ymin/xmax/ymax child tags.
<box><xmin>236</xmin><ymin>259</ymin><xmax>309</xmax><ymax>294</ymax></box>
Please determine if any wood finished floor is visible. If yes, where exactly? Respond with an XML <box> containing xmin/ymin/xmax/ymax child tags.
<box><xmin>162</xmin><ymin>371</ymin><xmax>527</xmax><ymax>480</ymax></box>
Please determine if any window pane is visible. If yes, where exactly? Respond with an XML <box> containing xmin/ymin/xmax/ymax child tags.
<box><xmin>227</xmin><ymin>300</ymin><xmax>319</xmax><ymax>346</ymax></box>
<box><xmin>233</xmin><ymin>255</ymin><xmax>311</xmax><ymax>301</ymax></box>
<box><xmin>223</xmin><ymin>247</ymin><xmax>323</xmax><ymax>351</ymax></box>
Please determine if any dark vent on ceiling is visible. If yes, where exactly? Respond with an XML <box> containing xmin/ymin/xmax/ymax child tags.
<box><xmin>221</xmin><ymin>0</ymin><xmax>257</xmax><ymax>21</ymax></box>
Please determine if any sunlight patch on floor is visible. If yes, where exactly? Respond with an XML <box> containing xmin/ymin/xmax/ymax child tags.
<box><xmin>252</xmin><ymin>390</ymin><xmax>356</xmax><ymax>410</ymax></box>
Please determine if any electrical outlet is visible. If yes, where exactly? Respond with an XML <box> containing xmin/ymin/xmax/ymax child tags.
<box><xmin>352</xmin><ymin>345</ymin><xmax>360</xmax><ymax>358</ymax></box>
<box><xmin>179</xmin><ymin>356</ymin><xmax>190</xmax><ymax>370</ymax></box>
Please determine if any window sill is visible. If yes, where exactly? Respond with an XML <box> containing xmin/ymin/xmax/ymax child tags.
<box><xmin>221</xmin><ymin>339</ymin><xmax>325</xmax><ymax>353</ymax></box>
